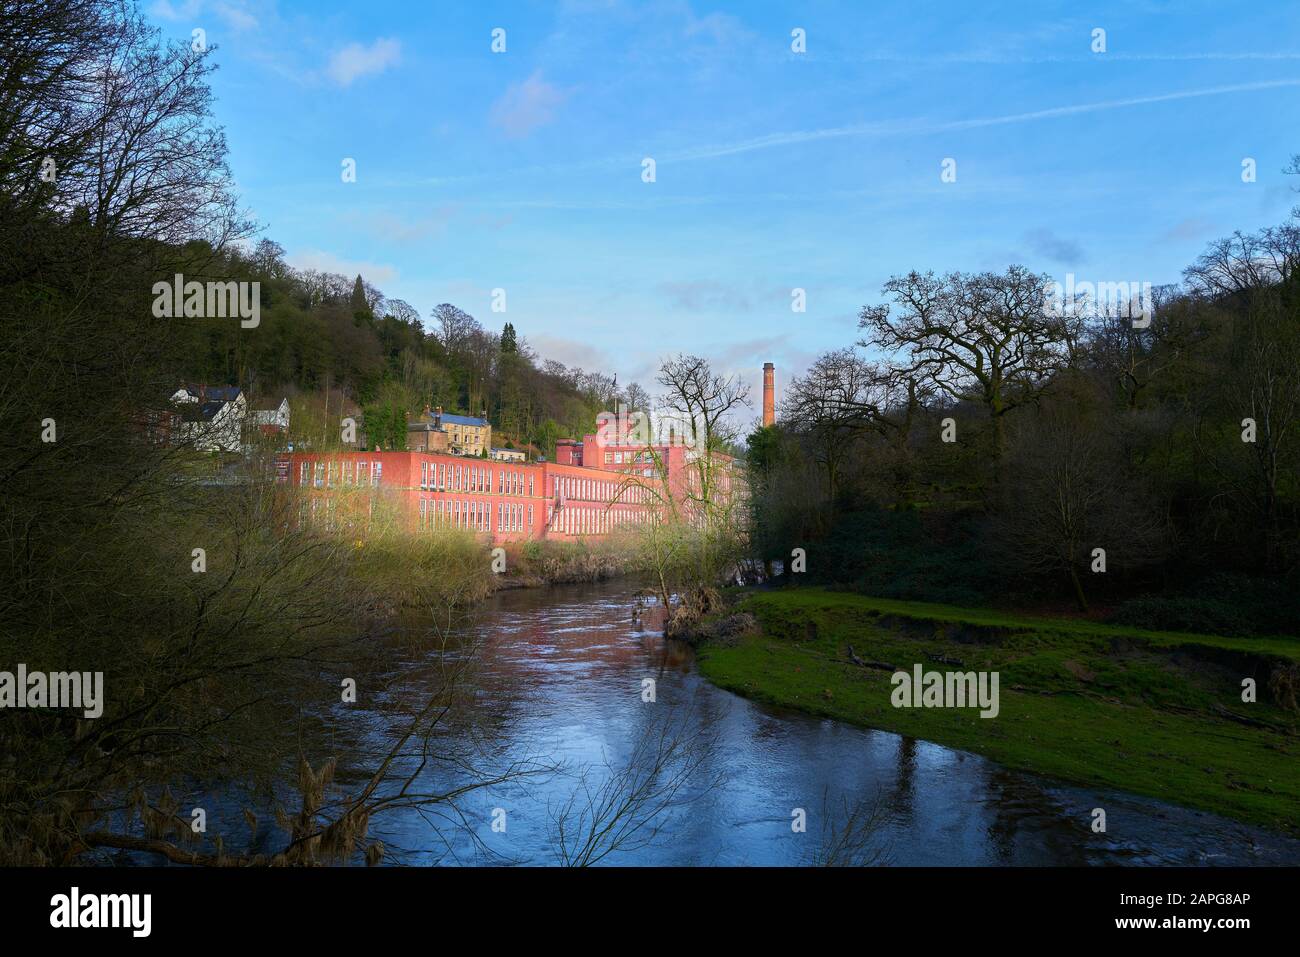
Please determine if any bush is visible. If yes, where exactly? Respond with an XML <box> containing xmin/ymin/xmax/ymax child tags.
<box><xmin>1109</xmin><ymin>572</ymin><xmax>1300</xmax><ymax>637</ymax></box>
<box><xmin>807</xmin><ymin>506</ymin><xmax>1000</xmax><ymax>605</ymax></box>
<box><xmin>1109</xmin><ymin>596</ymin><xmax>1252</xmax><ymax>636</ymax></box>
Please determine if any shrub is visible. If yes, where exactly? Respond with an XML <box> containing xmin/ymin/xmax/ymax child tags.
<box><xmin>1109</xmin><ymin>572</ymin><xmax>1300</xmax><ymax>637</ymax></box>
<box><xmin>1108</xmin><ymin>596</ymin><xmax>1251</xmax><ymax>636</ymax></box>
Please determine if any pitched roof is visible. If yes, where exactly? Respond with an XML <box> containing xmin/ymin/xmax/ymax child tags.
<box><xmin>178</xmin><ymin>384</ymin><xmax>242</xmax><ymax>402</ymax></box>
<box><xmin>180</xmin><ymin>400</ymin><xmax>227</xmax><ymax>422</ymax></box>
<box><xmin>438</xmin><ymin>412</ymin><xmax>489</xmax><ymax>427</ymax></box>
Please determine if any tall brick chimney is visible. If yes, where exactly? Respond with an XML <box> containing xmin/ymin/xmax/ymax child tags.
<box><xmin>762</xmin><ymin>362</ymin><xmax>775</xmax><ymax>427</ymax></box>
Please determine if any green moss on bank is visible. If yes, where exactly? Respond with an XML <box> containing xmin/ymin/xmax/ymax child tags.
<box><xmin>696</xmin><ymin>588</ymin><xmax>1300</xmax><ymax>835</ymax></box>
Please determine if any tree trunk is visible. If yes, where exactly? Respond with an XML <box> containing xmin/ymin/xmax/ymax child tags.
<box><xmin>1069</xmin><ymin>565</ymin><xmax>1089</xmax><ymax>612</ymax></box>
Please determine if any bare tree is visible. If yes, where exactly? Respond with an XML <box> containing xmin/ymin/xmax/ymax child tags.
<box><xmin>803</xmin><ymin>789</ymin><xmax>892</xmax><ymax>867</ymax></box>
<box><xmin>549</xmin><ymin>704</ymin><xmax>717</xmax><ymax>866</ymax></box>
<box><xmin>656</xmin><ymin>353</ymin><xmax>750</xmax><ymax>521</ymax></box>
<box><xmin>995</xmin><ymin>389</ymin><xmax>1166</xmax><ymax>610</ymax></box>
<box><xmin>1083</xmin><ymin>285</ymin><xmax>1196</xmax><ymax>411</ymax></box>
<box><xmin>1185</xmin><ymin>222</ymin><xmax>1300</xmax><ymax>570</ymax></box>
<box><xmin>859</xmin><ymin>266</ymin><xmax>1070</xmax><ymax>454</ymax></box>
<box><xmin>782</xmin><ymin>349</ymin><xmax>912</xmax><ymax>500</ymax></box>
<box><xmin>432</xmin><ymin>302</ymin><xmax>481</xmax><ymax>355</ymax></box>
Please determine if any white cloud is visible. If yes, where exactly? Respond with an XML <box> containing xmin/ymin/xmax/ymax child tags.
<box><xmin>327</xmin><ymin>38</ymin><xmax>401</xmax><ymax>87</ymax></box>
<box><xmin>213</xmin><ymin>2</ymin><xmax>258</xmax><ymax>31</ymax></box>
<box><xmin>490</xmin><ymin>71</ymin><xmax>570</xmax><ymax>138</ymax></box>
<box><xmin>1158</xmin><ymin>218</ymin><xmax>1216</xmax><ymax>244</ymax></box>
<box><xmin>285</xmin><ymin>249</ymin><xmax>399</xmax><ymax>285</ymax></box>
<box><xmin>346</xmin><ymin>207</ymin><xmax>458</xmax><ymax>244</ymax></box>
<box><xmin>528</xmin><ymin>333</ymin><xmax>614</xmax><ymax>372</ymax></box>
<box><xmin>149</xmin><ymin>0</ymin><xmax>203</xmax><ymax>20</ymax></box>
<box><xmin>149</xmin><ymin>0</ymin><xmax>258</xmax><ymax>31</ymax></box>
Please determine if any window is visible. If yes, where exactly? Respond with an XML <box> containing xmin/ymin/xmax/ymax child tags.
<box><xmin>299</xmin><ymin>462</ymin><xmax>309</xmax><ymax>485</ymax></box>
<box><xmin>372</xmin><ymin>462</ymin><xmax>382</xmax><ymax>486</ymax></box>
<box><xmin>421</xmin><ymin>462</ymin><xmax>428</xmax><ymax>489</ymax></box>
<box><xmin>529</xmin><ymin>475</ymin><xmax>534</xmax><ymax>496</ymax></box>
<box><xmin>528</xmin><ymin>504</ymin><xmax>533</xmax><ymax>529</ymax></box>
<box><xmin>314</xmin><ymin>462</ymin><xmax>325</xmax><ymax>488</ymax></box>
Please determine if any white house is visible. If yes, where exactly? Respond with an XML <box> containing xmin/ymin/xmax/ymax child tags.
<box><xmin>250</xmin><ymin>397</ymin><xmax>290</xmax><ymax>434</ymax></box>
<box><xmin>171</xmin><ymin>385</ymin><xmax>246</xmax><ymax>452</ymax></box>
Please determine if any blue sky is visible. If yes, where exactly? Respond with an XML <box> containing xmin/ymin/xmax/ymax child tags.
<box><xmin>147</xmin><ymin>0</ymin><xmax>1300</xmax><ymax>410</ymax></box>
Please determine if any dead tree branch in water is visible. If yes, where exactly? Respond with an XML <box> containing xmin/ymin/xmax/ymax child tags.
<box><xmin>549</xmin><ymin>701</ymin><xmax>720</xmax><ymax>866</ymax></box>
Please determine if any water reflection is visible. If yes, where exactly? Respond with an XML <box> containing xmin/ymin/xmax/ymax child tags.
<box><xmin>361</xmin><ymin>581</ymin><xmax>1300</xmax><ymax>866</ymax></box>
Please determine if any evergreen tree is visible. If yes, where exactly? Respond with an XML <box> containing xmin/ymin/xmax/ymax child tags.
<box><xmin>351</xmin><ymin>274</ymin><xmax>373</xmax><ymax>327</ymax></box>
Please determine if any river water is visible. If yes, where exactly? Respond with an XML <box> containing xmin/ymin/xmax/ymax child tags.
<box><xmin>347</xmin><ymin>580</ymin><xmax>1300</xmax><ymax>866</ymax></box>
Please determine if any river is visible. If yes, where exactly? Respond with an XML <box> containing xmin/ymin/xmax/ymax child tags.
<box><xmin>336</xmin><ymin>580</ymin><xmax>1300</xmax><ymax>866</ymax></box>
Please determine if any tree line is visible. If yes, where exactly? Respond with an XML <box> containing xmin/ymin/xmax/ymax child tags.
<box><xmin>171</xmin><ymin>241</ymin><xmax>653</xmax><ymax>457</ymax></box>
<box><xmin>748</xmin><ymin>199</ymin><xmax>1300</xmax><ymax>635</ymax></box>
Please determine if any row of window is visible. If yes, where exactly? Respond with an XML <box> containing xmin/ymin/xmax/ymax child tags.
<box><xmin>295</xmin><ymin>458</ymin><xmax>654</xmax><ymax>506</ymax></box>
<box><xmin>301</xmin><ymin>460</ymin><xmax>382</xmax><ymax>488</ymax></box>
<box><xmin>420</xmin><ymin>460</ymin><xmax>534</xmax><ymax>497</ymax></box>
<box><xmin>603</xmin><ymin>450</ymin><xmax>655</xmax><ymax>464</ymax></box>
<box><xmin>549</xmin><ymin>504</ymin><xmax>649</xmax><ymax>536</ymax></box>
<box><xmin>552</xmin><ymin>474</ymin><xmax>651</xmax><ymax>504</ymax></box>
<box><xmin>418</xmin><ymin>497</ymin><xmax>533</xmax><ymax>533</ymax></box>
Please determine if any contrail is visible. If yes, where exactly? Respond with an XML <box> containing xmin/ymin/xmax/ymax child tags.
<box><xmin>665</xmin><ymin>79</ymin><xmax>1300</xmax><ymax>162</ymax></box>
<box><xmin>413</xmin><ymin>78</ymin><xmax>1300</xmax><ymax>186</ymax></box>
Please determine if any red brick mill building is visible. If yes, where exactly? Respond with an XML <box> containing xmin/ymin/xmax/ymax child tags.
<box><xmin>274</xmin><ymin>405</ymin><xmax>739</xmax><ymax>543</ymax></box>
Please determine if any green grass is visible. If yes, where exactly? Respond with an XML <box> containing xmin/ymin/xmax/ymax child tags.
<box><xmin>696</xmin><ymin>588</ymin><xmax>1300</xmax><ymax>835</ymax></box>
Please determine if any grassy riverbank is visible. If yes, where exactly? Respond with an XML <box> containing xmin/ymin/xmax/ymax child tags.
<box><xmin>695</xmin><ymin>588</ymin><xmax>1300</xmax><ymax>835</ymax></box>
<box><xmin>495</xmin><ymin>534</ymin><xmax>641</xmax><ymax>589</ymax></box>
